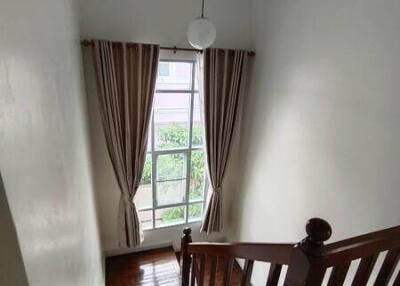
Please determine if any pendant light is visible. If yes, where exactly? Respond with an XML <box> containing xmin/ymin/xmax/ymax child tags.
<box><xmin>187</xmin><ymin>0</ymin><xmax>216</xmax><ymax>49</ymax></box>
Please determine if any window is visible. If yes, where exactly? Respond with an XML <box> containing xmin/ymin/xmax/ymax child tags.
<box><xmin>158</xmin><ymin>62</ymin><xmax>170</xmax><ymax>76</ymax></box>
<box><xmin>135</xmin><ymin>59</ymin><xmax>207</xmax><ymax>230</ymax></box>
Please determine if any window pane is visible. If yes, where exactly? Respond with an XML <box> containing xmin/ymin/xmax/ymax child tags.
<box><xmin>156</xmin><ymin>179</ymin><xmax>186</xmax><ymax>206</ymax></box>
<box><xmin>189</xmin><ymin>203</ymin><xmax>203</xmax><ymax>222</ymax></box>
<box><xmin>194</xmin><ymin>66</ymin><xmax>199</xmax><ymax>91</ymax></box>
<box><xmin>137</xmin><ymin>60</ymin><xmax>208</xmax><ymax>229</ymax></box>
<box><xmin>139</xmin><ymin>210</ymin><xmax>153</xmax><ymax>230</ymax></box>
<box><xmin>135</xmin><ymin>184</ymin><xmax>152</xmax><ymax>209</ymax></box>
<box><xmin>189</xmin><ymin>150</ymin><xmax>205</xmax><ymax>202</ymax></box>
<box><xmin>157</xmin><ymin>153</ymin><xmax>186</xmax><ymax>181</ymax></box>
<box><xmin>154</xmin><ymin>93</ymin><xmax>190</xmax><ymax>150</ymax></box>
<box><xmin>140</xmin><ymin>154</ymin><xmax>152</xmax><ymax>184</ymax></box>
<box><xmin>136</xmin><ymin>154</ymin><xmax>152</xmax><ymax>209</ymax></box>
<box><xmin>146</xmin><ymin>128</ymin><xmax>151</xmax><ymax>152</ymax></box>
<box><xmin>192</xmin><ymin>93</ymin><xmax>203</xmax><ymax>147</ymax></box>
<box><xmin>158</xmin><ymin>62</ymin><xmax>170</xmax><ymax>76</ymax></box>
<box><xmin>155</xmin><ymin>206</ymin><xmax>186</xmax><ymax>227</ymax></box>
<box><xmin>156</xmin><ymin>62</ymin><xmax>192</xmax><ymax>90</ymax></box>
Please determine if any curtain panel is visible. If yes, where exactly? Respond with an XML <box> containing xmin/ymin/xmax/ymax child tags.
<box><xmin>200</xmin><ymin>48</ymin><xmax>248</xmax><ymax>234</ymax></box>
<box><xmin>92</xmin><ymin>40</ymin><xmax>159</xmax><ymax>248</ymax></box>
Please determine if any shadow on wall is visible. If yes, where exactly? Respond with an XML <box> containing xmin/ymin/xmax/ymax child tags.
<box><xmin>0</xmin><ymin>172</ymin><xmax>29</xmax><ymax>286</ymax></box>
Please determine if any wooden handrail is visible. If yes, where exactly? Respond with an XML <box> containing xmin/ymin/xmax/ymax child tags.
<box><xmin>320</xmin><ymin>236</ymin><xmax>400</xmax><ymax>267</ymax></box>
<box><xmin>318</xmin><ymin>226</ymin><xmax>400</xmax><ymax>268</ymax></box>
<box><xmin>325</xmin><ymin>225</ymin><xmax>400</xmax><ymax>251</ymax></box>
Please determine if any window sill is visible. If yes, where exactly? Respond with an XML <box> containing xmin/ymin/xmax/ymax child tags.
<box><xmin>143</xmin><ymin>219</ymin><xmax>202</xmax><ymax>232</ymax></box>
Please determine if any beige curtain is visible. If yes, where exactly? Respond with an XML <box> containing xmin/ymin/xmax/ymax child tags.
<box><xmin>201</xmin><ymin>48</ymin><xmax>248</xmax><ymax>234</ymax></box>
<box><xmin>92</xmin><ymin>40</ymin><xmax>159</xmax><ymax>248</ymax></box>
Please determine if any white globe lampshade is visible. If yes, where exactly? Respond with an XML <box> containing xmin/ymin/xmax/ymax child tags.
<box><xmin>187</xmin><ymin>17</ymin><xmax>216</xmax><ymax>49</ymax></box>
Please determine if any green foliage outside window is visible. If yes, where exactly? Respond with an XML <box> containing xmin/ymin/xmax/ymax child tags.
<box><xmin>140</xmin><ymin>124</ymin><xmax>205</xmax><ymax>224</ymax></box>
<box><xmin>160</xmin><ymin>203</ymin><xmax>202</xmax><ymax>222</ymax></box>
<box><xmin>141</xmin><ymin>154</ymin><xmax>152</xmax><ymax>184</ymax></box>
<box><xmin>190</xmin><ymin>151</ymin><xmax>205</xmax><ymax>200</ymax></box>
<box><xmin>188</xmin><ymin>204</ymin><xmax>202</xmax><ymax>219</ymax></box>
<box><xmin>160</xmin><ymin>207</ymin><xmax>184</xmax><ymax>223</ymax></box>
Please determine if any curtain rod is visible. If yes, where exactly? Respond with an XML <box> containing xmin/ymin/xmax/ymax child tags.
<box><xmin>81</xmin><ymin>39</ymin><xmax>255</xmax><ymax>56</ymax></box>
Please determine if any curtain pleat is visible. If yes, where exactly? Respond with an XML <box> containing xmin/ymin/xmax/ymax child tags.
<box><xmin>201</xmin><ymin>48</ymin><xmax>248</xmax><ymax>234</ymax></box>
<box><xmin>93</xmin><ymin>40</ymin><xmax>159</xmax><ymax>248</ymax></box>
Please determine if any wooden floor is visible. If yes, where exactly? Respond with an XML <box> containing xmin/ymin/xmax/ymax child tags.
<box><xmin>106</xmin><ymin>247</ymin><xmax>181</xmax><ymax>286</ymax></box>
<box><xmin>106</xmin><ymin>247</ymin><xmax>242</xmax><ymax>286</ymax></box>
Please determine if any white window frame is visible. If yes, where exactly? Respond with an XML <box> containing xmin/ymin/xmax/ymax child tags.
<box><xmin>139</xmin><ymin>55</ymin><xmax>208</xmax><ymax>230</ymax></box>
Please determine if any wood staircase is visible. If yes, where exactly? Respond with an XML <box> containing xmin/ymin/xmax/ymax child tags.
<box><xmin>181</xmin><ymin>218</ymin><xmax>400</xmax><ymax>286</ymax></box>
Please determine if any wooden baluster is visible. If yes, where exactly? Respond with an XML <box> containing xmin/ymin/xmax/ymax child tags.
<box><xmin>284</xmin><ymin>218</ymin><xmax>332</xmax><ymax>286</ymax></box>
<box><xmin>222</xmin><ymin>257</ymin><xmax>234</xmax><ymax>286</ymax></box>
<box><xmin>266</xmin><ymin>263</ymin><xmax>282</xmax><ymax>286</ymax></box>
<box><xmin>351</xmin><ymin>254</ymin><xmax>378</xmax><ymax>286</ymax></box>
<box><xmin>181</xmin><ymin>227</ymin><xmax>192</xmax><ymax>286</ymax></box>
<box><xmin>190</xmin><ymin>254</ymin><xmax>197</xmax><ymax>286</ymax></box>
<box><xmin>208</xmin><ymin>256</ymin><xmax>217</xmax><ymax>286</ymax></box>
<box><xmin>327</xmin><ymin>263</ymin><xmax>350</xmax><ymax>286</ymax></box>
<box><xmin>241</xmin><ymin>259</ymin><xmax>254</xmax><ymax>286</ymax></box>
<box><xmin>374</xmin><ymin>249</ymin><xmax>400</xmax><ymax>285</ymax></box>
<box><xmin>393</xmin><ymin>270</ymin><xmax>400</xmax><ymax>286</ymax></box>
<box><xmin>198</xmin><ymin>254</ymin><xmax>206</xmax><ymax>286</ymax></box>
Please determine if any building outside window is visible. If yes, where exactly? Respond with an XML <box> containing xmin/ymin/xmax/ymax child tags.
<box><xmin>135</xmin><ymin>58</ymin><xmax>207</xmax><ymax>230</ymax></box>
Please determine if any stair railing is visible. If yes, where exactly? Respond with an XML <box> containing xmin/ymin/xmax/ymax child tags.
<box><xmin>181</xmin><ymin>218</ymin><xmax>400</xmax><ymax>286</ymax></box>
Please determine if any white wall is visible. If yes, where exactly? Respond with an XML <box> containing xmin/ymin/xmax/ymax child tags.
<box><xmin>0</xmin><ymin>0</ymin><xmax>104</xmax><ymax>285</ymax></box>
<box><xmin>79</xmin><ymin>0</ymin><xmax>251</xmax><ymax>253</ymax></box>
<box><xmin>79</xmin><ymin>0</ymin><xmax>251</xmax><ymax>49</ymax></box>
<box><xmin>228</xmin><ymin>0</ymin><xmax>400</xmax><ymax>284</ymax></box>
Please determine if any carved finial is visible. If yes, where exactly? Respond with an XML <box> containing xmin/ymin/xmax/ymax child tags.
<box><xmin>183</xmin><ymin>227</ymin><xmax>192</xmax><ymax>236</ymax></box>
<box><xmin>306</xmin><ymin>218</ymin><xmax>332</xmax><ymax>243</ymax></box>
<box><xmin>300</xmin><ymin>218</ymin><xmax>332</xmax><ymax>256</ymax></box>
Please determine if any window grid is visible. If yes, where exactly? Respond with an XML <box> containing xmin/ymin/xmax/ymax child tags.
<box><xmin>139</xmin><ymin>59</ymin><xmax>207</xmax><ymax>230</ymax></box>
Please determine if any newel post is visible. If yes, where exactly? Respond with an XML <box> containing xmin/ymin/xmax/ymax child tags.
<box><xmin>285</xmin><ymin>218</ymin><xmax>332</xmax><ymax>286</ymax></box>
<box><xmin>181</xmin><ymin>227</ymin><xmax>192</xmax><ymax>286</ymax></box>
